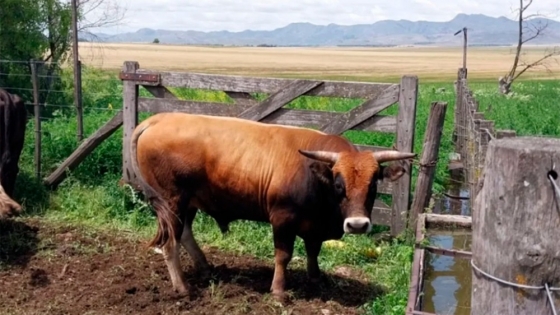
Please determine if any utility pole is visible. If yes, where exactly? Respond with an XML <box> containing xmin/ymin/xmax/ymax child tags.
<box><xmin>71</xmin><ymin>0</ymin><xmax>83</xmax><ymax>141</ymax></box>
<box><xmin>454</xmin><ymin>27</ymin><xmax>468</xmax><ymax>78</ymax></box>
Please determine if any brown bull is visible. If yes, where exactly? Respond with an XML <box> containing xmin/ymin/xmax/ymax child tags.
<box><xmin>129</xmin><ymin>112</ymin><xmax>416</xmax><ymax>299</ymax></box>
<box><xmin>0</xmin><ymin>88</ymin><xmax>27</xmax><ymax>219</ymax></box>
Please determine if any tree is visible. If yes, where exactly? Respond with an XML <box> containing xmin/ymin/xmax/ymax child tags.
<box><xmin>153</xmin><ymin>38</ymin><xmax>160</xmax><ymax>44</ymax></box>
<box><xmin>0</xmin><ymin>0</ymin><xmax>126</xmax><ymax>114</ymax></box>
<box><xmin>499</xmin><ymin>0</ymin><xmax>560</xmax><ymax>94</ymax></box>
<box><xmin>76</xmin><ymin>0</ymin><xmax>127</xmax><ymax>41</ymax></box>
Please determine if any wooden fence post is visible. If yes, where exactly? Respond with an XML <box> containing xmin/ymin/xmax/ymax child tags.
<box><xmin>496</xmin><ymin>130</ymin><xmax>516</xmax><ymax>139</ymax></box>
<box><xmin>75</xmin><ymin>60</ymin><xmax>83</xmax><ymax>142</ymax></box>
<box><xmin>393</xmin><ymin>75</ymin><xmax>418</xmax><ymax>236</ymax></box>
<box><xmin>471</xmin><ymin>137</ymin><xmax>560</xmax><ymax>314</ymax></box>
<box><xmin>121</xmin><ymin>61</ymin><xmax>139</xmax><ymax>185</ymax></box>
<box><xmin>409</xmin><ymin>101</ymin><xmax>447</xmax><ymax>230</ymax></box>
<box><xmin>30</xmin><ymin>60</ymin><xmax>41</xmax><ymax>181</ymax></box>
<box><xmin>453</xmin><ymin>68</ymin><xmax>467</xmax><ymax>156</ymax></box>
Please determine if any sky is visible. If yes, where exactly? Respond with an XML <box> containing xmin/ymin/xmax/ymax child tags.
<box><xmin>85</xmin><ymin>0</ymin><xmax>560</xmax><ymax>34</ymax></box>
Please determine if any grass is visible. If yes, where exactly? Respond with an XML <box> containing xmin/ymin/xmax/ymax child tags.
<box><xmin>8</xmin><ymin>59</ymin><xmax>560</xmax><ymax>314</ymax></box>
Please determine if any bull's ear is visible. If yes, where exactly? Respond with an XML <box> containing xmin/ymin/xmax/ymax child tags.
<box><xmin>380</xmin><ymin>163</ymin><xmax>406</xmax><ymax>182</ymax></box>
<box><xmin>309</xmin><ymin>161</ymin><xmax>333</xmax><ymax>186</ymax></box>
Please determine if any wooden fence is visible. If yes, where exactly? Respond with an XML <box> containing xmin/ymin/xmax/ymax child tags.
<box><xmin>45</xmin><ymin>60</ymin><xmax>421</xmax><ymax>236</ymax></box>
<box><xmin>406</xmin><ymin>68</ymin><xmax>533</xmax><ymax>315</ymax></box>
<box><xmin>453</xmin><ymin>68</ymin><xmax>517</xmax><ymax>204</ymax></box>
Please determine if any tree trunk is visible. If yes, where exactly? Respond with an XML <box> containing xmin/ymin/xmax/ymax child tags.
<box><xmin>498</xmin><ymin>76</ymin><xmax>511</xmax><ymax>95</ymax></box>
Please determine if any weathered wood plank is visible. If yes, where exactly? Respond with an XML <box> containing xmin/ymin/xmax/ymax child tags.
<box><xmin>409</xmin><ymin>102</ymin><xmax>447</xmax><ymax>230</ymax></box>
<box><xmin>319</xmin><ymin>84</ymin><xmax>399</xmax><ymax>135</ymax></box>
<box><xmin>136</xmin><ymin>69</ymin><xmax>393</xmax><ymax>98</ymax></box>
<box><xmin>406</xmin><ymin>213</ymin><xmax>426</xmax><ymax>314</ymax></box>
<box><xmin>44</xmin><ymin>111</ymin><xmax>124</xmax><ymax>188</ymax></box>
<box><xmin>138</xmin><ymin>98</ymin><xmax>243</xmax><ymax>117</ymax></box>
<box><xmin>137</xmin><ymin>98</ymin><xmax>397</xmax><ymax>133</ymax></box>
<box><xmin>392</xmin><ymin>76</ymin><xmax>418</xmax><ymax>236</ymax></box>
<box><xmin>370</xmin><ymin>200</ymin><xmax>392</xmax><ymax>226</ymax></box>
<box><xmin>225</xmin><ymin>91</ymin><xmax>258</xmax><ymax>106</ymax></box>
<box><xmin>121</xmin><ymin>61</ymin><xmax>139</xmax><ymax>184</ymax></box>
<box><xmin>471</xmin><ymin>137</ymin><xmax>560</xmax><ymax>315</ymax></box>
<box><xmin>473</xmin><ymin>112</ymin><xmax>485</xmax><ymax>120</ymax></box>
<box><xmin>496</xmin><ymin>130</ymin><xmax>516</xmax><ymax>139</ymax></box>
<box><xmin>425</xmin><ymin>213</ymin><xmax>472</xmax><ymax>228</ymax></box>
<box><xmin>143</xmin><ymin>86</ymin><xmax>177</xmax><ymax>99</ymax></box>
<box><xmin>237</xmin><ymin>80</ymin><xmax>323</xmax><ymax>121</ymax></box>
<box><xmin>422</xmin><ymin>246</ymin><xmax>472</xmax><ymax>260</ymax></box>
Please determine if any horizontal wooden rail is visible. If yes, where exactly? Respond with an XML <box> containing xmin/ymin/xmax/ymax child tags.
<box><xmin>138</xmin><ymin>98</ymin><xmax>397</xmax><ymax>133</ymax></box>
<box><xmin>136</xmin><ymin>69</ymin><xmax>397</xmax><ymax>98</ymax></box>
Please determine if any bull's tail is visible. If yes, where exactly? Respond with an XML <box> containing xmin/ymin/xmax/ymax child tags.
<box><xmin>129</xmin><ymin>122</ymin><xmax>178</xmax><ymax>249</ymax></box>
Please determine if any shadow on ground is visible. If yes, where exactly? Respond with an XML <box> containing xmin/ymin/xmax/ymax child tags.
<box><xmin>187</xmin><ymin>262</ymin><xmax>386</xmax><ymax>308</ymax></box>
<box><xmin>0</xmin><ymin>219</ymin><xmax>39</xmax><ymax>269</ymax></box>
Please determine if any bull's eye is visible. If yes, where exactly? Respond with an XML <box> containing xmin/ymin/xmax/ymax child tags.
<box><xmin>334</xmin><ymin>173</ymin><xmax>346</xmax><ymax>196</ymax></box>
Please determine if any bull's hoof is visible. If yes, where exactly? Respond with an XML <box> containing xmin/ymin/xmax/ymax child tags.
<box><xmin>173</xmin><ymin>284</ymin><xmax>191</xmax><ymax>299</ymax></box>
<box><xmin>271</xmin><ymin>287</ymin><xmax>293</xmax><ymax>305</ymax></box>
<box><xmin>271</xmin><ymin>290</ymin><xmax>288</xmax><ymax>304</ymax></box>
<box><xmin>0</xmin><ymin>204</ymin><xmax>22</xmax><ymax>220</ymax></box>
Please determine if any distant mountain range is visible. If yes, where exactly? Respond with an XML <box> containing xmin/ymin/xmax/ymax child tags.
<box><xmin>82</xmin><ymin>14</ymin><xmax>560</xmax><ymax>47</ymax></box>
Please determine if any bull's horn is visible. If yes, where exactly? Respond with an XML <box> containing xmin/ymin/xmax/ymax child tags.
<box><xmin>372</xmin><ymin>150</ymin><xmax>416</xmax><ymax>163</ymax></box>
<box><xmin>298</xmin><ymin>150</ymin><xmax>340</xmax><ymax>164</ymax></box>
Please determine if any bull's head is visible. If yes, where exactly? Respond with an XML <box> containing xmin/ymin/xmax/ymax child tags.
<box><xmin>299</xmin><ymin>149</ymin><xmax>416</xmax><ymax>234</ymax></box>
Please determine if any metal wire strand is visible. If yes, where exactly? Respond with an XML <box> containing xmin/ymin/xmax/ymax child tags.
<box><xmin>549</xmin><ymin>173</ymin><xmax>560</xmax><ymax>203</ymax></box>
<box><xmin>471</xmin><ymin>260</ymin><xmax>559</xmax><ymax>290</ymax></box>
<box><xmin>546</xmin><ymin>283</ymin><xmax>558</xmax><ymax>315</ymax></box>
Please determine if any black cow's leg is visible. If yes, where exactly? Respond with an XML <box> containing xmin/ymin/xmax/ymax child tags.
<box><xmin>304</xmin><ymin>238</ymin><xmax>322</xmax><ymax>283</ymax></box>
<box><xmin>270</xmin><ymin>221</ymin><xmax>296</xmax><ymax>300</ymax></box>
<box><xmin>180</xmin><ymin>207</ymin><xmax>211</xmax><ymax>277</ymax></box>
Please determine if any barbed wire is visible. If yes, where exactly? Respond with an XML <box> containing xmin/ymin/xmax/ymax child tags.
<box><xmin>25</xmin><ymin>103</ymin><xmax>118</xmax><ymax>111</ymax></box>
<box><xmin>1</xmin><ymin>87</ymin><xmax>121</xmax><ymax>99</ymax></box>
<box><xmin>0</xmin><ymin>59</ymin><xmax>60</xmax><ymax>65</ymax></box>
<box><xmin>0</xmin><ymin>73</ymin><xmax>62</xmax><ymax>79</ymax></box>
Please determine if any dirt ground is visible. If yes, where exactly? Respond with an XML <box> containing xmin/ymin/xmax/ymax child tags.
<box><xmin>0</xmin><ymin>218</ymin><xmax>383</xmax><ymax>315</ymax></box>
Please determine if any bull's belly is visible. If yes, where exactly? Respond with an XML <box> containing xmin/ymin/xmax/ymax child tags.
<box><xmin>189</xmin><ymin>188</ymin><xmax>270</xmax><ymax>226</ymax></box>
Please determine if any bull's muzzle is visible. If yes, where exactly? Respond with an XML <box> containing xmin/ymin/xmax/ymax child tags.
<box><xmin>343</xmin><ymin>217</ymin><xmax>372</xmax><ymax>234</ymax></box>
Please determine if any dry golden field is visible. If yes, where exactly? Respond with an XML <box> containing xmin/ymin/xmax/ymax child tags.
<box><xmin>78</xmin><ymin>42</ymin><xmax>560</xmax><ymax>82</ymax></box>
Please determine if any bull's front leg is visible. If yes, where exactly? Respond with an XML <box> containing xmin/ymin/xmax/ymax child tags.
<box><xmin>303</xmin><ymin>238</ymin><xmax>322</xmax><ymax>283</ymax></box>
<box><xmin>270</xmin><ymin>222</ymin><xmax>296</xmax><ymax>300</ymax></box>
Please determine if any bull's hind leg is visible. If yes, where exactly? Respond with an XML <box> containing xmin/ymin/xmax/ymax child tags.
<box><xmin>180</xmin><ymin>207</ymin><xmax>211</xmax><ymax>276</ymax></box>
<box><xmin>157</xmin><ymin>195</ymin><xmax>189</xmax><ymax>295</ymax></box>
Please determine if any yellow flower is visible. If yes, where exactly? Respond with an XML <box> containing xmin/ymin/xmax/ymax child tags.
<box><xmin>324</xmin><ymin>240</ymin><xmax>346</xmax><ymax>249</ymax></box>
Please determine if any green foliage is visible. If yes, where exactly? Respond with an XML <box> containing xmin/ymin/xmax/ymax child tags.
<box><xmin>12</xmin><ymin>68</ymin><xmax>560</xmax><ymax>314</ymax></box>
<box><xmin>0</xmin><ymin>0</ymin><xmax>81</xmax><ymax>118</ymax></box>
<box><xmin>470</xmin><ymin>80</ymin><xmax>560</xmax><ymax>137</ymax></box>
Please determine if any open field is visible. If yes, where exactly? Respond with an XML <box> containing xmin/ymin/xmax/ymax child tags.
<box><xmin>78</xmin><ymin>42</ymin><xmax>560</xmax><ymax>82</ymax></box>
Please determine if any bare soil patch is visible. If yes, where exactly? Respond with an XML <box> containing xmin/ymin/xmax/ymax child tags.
<box><xmin>0</xmin><ymin>218</ymin><xmax>383</xmax><ymax>314</ymax></box>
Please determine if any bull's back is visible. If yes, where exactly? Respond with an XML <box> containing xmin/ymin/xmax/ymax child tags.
<box><xmin>136</xmin><ymin>113</ymin><xmax>319</xmax><ymax>207</ymax></box>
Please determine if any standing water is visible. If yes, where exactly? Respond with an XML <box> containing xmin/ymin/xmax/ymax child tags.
<box><xmin>420</xmin><ymin>183</ymin><xmax>472</xmax><ymax>315</ymax></box>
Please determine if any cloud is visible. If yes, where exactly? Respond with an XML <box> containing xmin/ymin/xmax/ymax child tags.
<box><xmin>87</xmin><ymin>0</ymin><xmax>560</xmax><ymax>34</ymax></box>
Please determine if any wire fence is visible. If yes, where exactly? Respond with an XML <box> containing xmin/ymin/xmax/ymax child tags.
<box><xmin>0</xmin><ymin>59</ymin><xmax>125</xmax><ymax>180</ymax></box>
